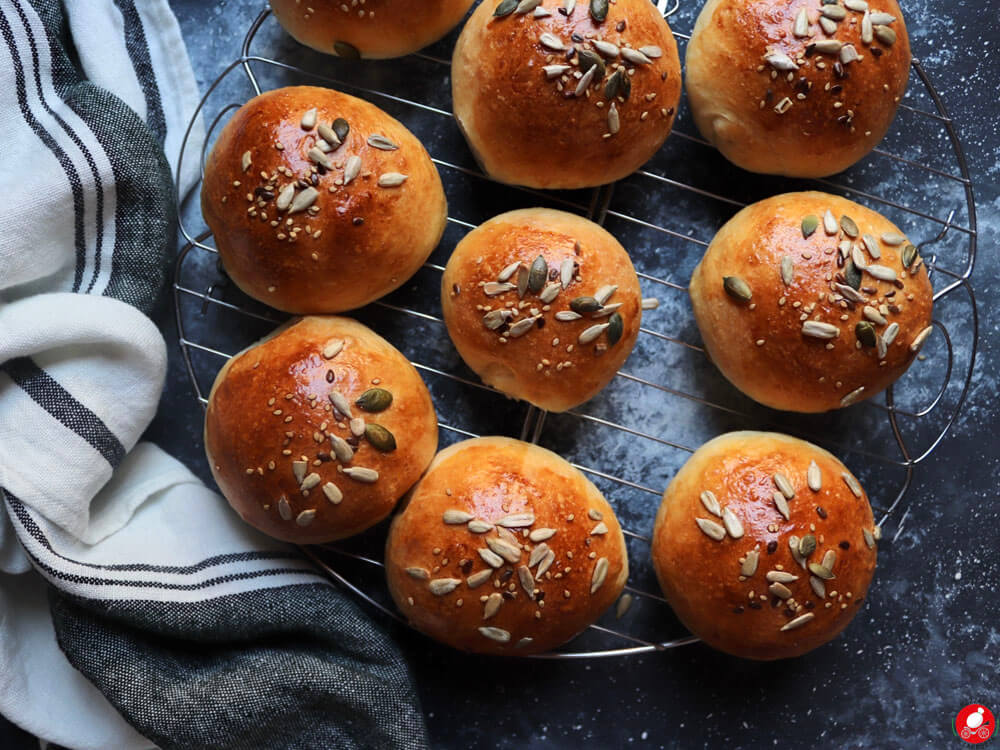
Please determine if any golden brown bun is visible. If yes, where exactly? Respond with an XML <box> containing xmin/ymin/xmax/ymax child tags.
<box><xmin>269</xmin><ymin>0</ymin><xmax>475</xmax><ymax>59</ymax></box>
<box><xmin>690</xmin><ymin>191</ymin><xmax>932</xmax><ymax>413</ymax></box>
<box><xmin>386</xmin><ymin>437</ymin><xmax>628</xmax><ymax>654</ymax></box>
<box><xmin>686</xmin><ymin>0</ymin><xmax>911</xmax><ymax>177</ymax></box>
<box><xmin>202</xmin><ymin>86</ymin><xmax>446</xmax><ymax>313</ymax></box>
<box><xmin>451</xmin><ymin>0</ymin><xmax>682</xmax><ymax>189</ymax></box>
<box><xmin>205</xmin><ymin>316</ymin><xmax>438</xmax><ymax>543</ymax></box>
<box><xmin>441</xmin><ymin>208</ymin><xmax>642</xmax><ymax>412</ymax></box>
<box><xmin>652</xmin><ymin>431</ymin><xmax>879</xmax><ymax>660</ymax></box>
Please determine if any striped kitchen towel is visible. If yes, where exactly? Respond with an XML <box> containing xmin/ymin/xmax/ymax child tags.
<box><xmin>0</xmin><ymin>1</ymin><xmax>427</xmax><ymax>749</ymax></box>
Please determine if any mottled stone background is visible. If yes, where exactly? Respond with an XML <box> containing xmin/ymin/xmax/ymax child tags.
<box><xmin>5</xmin><ymin>1</ymin><xmax>997</xmax><ymax>748</ymax></box>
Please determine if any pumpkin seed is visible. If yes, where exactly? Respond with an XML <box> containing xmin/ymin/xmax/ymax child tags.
<box><xmin>808</xmin><ymin>461</ymin><xmax>822</xmax><ymax>492</ymax></box>
<box><xmin>695</xmin><ymin>517</ymin><xmax>726</xmax><ymax>541</ymax></box>
<box><xmin>570</xmin><ymin>296</ymin><xmax>601</xmax><ymax>313</ymax></box>
<box><xmin>605</xmin><ymin>69</ymin><xmax>625</xmax><ymax>99</ymax></box>
<box><xmin>700</xmin><ymin>490</ymin><xmax>722</xmax><ymax>517</ymax></box>
<box><xmin>910</xmin><ymin>326</ymin><xmax>933</xmax><ymax>353</ymax></box>
<box><xmin>516</xmin><ymin>264</ymin><xmax>530</xmax><ymax>298</ymax></box>
<box><xmin>856</xmin><ymin>321</ymin><xmax>877</xmax><ymax>347</ymax></box>
<box><xmin>723</xmin><ymin>276</ymin><xmax>752</xmax><ymax>302</ymax></box>
<box><xmin>330</xmin><ymin>435</ymin><xmax>354</xmax><ymax>463</ymax></box>
<box><xmin>802</xmin><ymin>321</ymin><xmax>840</xmax><ymax>339</ymax></box>
<box><xmin>808</xmin><ymin>562</ymin><xmax>835</xmax><ymax>580</ymax></box>
<box><xmin>468</xmin><ymin>520</ymin><xmax>493</xmax><ymax>534</ymax></box>
<box><xmin>322</xmin><ymin>482</ymin><xmax>343</xmax><ymax>505</ymax></box>
<box><xmin>741</xmin><ymin>549</ymin><xmax>759</xmax><ymax>577</ymax></box>
<box><xmin>840</xmin><ymin>215</ymin><xmax>859</xmax><ymax>238</ymax></box>
<box><xmin>528</xmin><ymin>255</ymin><xmax>547</xmax><ymax>293</ymax></box>
<box><xmin>840</xmin><ymin>386</ymin><xmax>866</xmax><ymax>407</ymax></box>
<box><xmin>901</xmin><ymin>244</ymin><xmax>918</xmax><ymax>268</ymax></box>
<box><xmin>874</xmin><ymin>25</ymin><xmax>896</xmax><ymax>45</ymax></box>
<box><xmin>579</xmin><ymin>323</ymin><xmax>609</xmax><ymax>344</ymax></box>
<box><xmin>798</xmin><ymin>534</ymin><xmax>817</xmax><ymax>557</ymax></box>
<box><xmin>842</xmin><ymin>472</ymin><xmax>863</xmax><ymax>498</ymax></box>
<box><xmin>789</xmin><ymin>535</ymin><xmax>806</xmax><ymax>569</ymax></box>
<box><xmin>802</xmin><ymin>215</ymin><xmax>819</xmax><ymax>238</ymax></box>
<box><xmin>722</xmin><ymin>508</ymin><xmax>744</xmax><ymax>539</ymax></box>
<box><xmin>781</xmin><ymin>256</ymin><xmax>794</xmax><ymax>286</ymax></box>
<box><xmin>494</xmin><ymin>0</ymin><xmax>517</xmax><ymax>16</ymax></box>
<box><xmin>844</xmin><ymin>260</ymin><xmax>862</xmax><ymax>289</ymax></box>
<box><xmin>378</xmin><ymin>173</ymin><xmax>408</xmax><ymax>188</ymax></box>
<box><xmin>606</xmin><ymin>312</ymin><xmax>623</xmax><ymax>346</ymax></box>
<box><xmin>590</xmin><ymin>557</ymin><xmax>609</xmax><ymax>593</ymax></box>
<box><xmin>334</xmin><ymin>41</ymin><xmax>360</xmax><ymax>58</ymax></box>
<box><xmin>576</xmin><ymin>49</ymin><xmax>605</xmax><ymax>78</ymax></box>
<box><xmin>773</xmin><ymin>492</ymin><xmax>790</xmax><ymax>521</ymax></box>
<box><xmin>780</xmin><ymin>613</ymin><xmax>815</xmax><ymax>631</ymax></box>
<box><xmin>478</xmin><ymin>626</ymin><xmax>510</xmax><ymax>643</ymax></box>
<box><xmin>589</xmin><ymin>0</ymin><xmax>608</xmax><ymax>22</ymax></box>
<box><xmin>355</xmin><ymin>388</ymin><xmax>393</xmax><ymax>413</ymax></box>
<box><xmin>823</xmin><ymin>209</ymin><xmax>839</xmax><ymax>235</ymax></box>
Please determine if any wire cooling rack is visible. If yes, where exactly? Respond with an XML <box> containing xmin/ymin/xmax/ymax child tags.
<box><xmin>173</xmin><ymin>3</ymin><xmax>979</xmax><ymax>658</ymax></box>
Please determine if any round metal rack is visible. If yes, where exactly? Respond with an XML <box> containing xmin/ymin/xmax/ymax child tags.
<box><xmin>174</xmin><ymin>3</ymin><xmax>979</xmax><ymax>658</ymax></box>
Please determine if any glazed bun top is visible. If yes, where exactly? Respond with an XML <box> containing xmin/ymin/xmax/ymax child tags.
<box><xmin>385</xmin><ymin>437</ymin><xmax>629</xmax><ymax>655</ymax></box>
<box><xmin>685</xmin><ymin>0</ymin><xmax>911</xmax><ymax>177</ymax></box>
<box><xmin>205</xmin><ymin>316</ymin><xmax>439</xmax><ymax>544</ymax></box>
<box><xmin>452</xmin><ymin>0</ymin><xmax>682</xmax><ymax>188</ymax></box>
<box><xmin>202</xmin><ymin>86</ymin><xmax>446</xmax><ymax>314</ymax></box>
<box><xmin>652</xmin><ymin>431</ymin><xmax>879</xmax><ymax>660</ymax></box>
<box><xmin>441</xmin><ymin>208</ymin><xmax>642</xmax><ymax>413</ymax></box>
<box><xmin>689</xmin><ymin>191</ymin><xmax>932</xmax><ymax>413</ymax></box>
<box><xmin>269</xmin><ymin>0</ymin><xmax>476</xmax><ymax>59</ymax></box>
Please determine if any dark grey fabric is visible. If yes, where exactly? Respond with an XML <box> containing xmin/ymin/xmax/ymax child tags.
<box><xmin>50</xmin><ymin>584</ymin><xmax>429</xmax><ymax>750</ymax></box>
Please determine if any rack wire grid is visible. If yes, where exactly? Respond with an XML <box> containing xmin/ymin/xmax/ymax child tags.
<box><xmin>173</xmin><ymin>2</ymin><xmax>979</xmax><ymax>658</ymax></box>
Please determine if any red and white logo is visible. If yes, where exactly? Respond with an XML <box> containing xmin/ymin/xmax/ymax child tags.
<box><xmin>956</xmin><ymin>705</ymin><xmax>994</xmax><ymax>744</ymax></box>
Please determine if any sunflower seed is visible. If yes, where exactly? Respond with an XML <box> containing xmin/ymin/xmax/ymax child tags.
<box><xmin>607</xmin><ymin>103</ymin><xmax>620</xmax><ymax>135</ymax></box>
<box><xmin>478</xmin><ymin>548</ymin><xmax>504</xmax><ymax>568</ymax></box>
<box><xmin>300</xmin><ymin>472</ymin><xmax>321</xmax><ymax>491</ymax></box>
<box><xmin>468</xmin><ymin>520</ymin><xmax>493</xmax><ymax>534</ymax></box>
<box><xmin>590</xmin><ymin>557</ymin><xmax>609</xmax><ymax>593</ymax></box>
<box><xmin>591</xmin><ymin>522</ymin><xmax>609</xmax><ymax>536</ymax></box>
<box><xmin>863</xmin><ymin>306</ymin><xmax>888</xmax><ymax>326</ymax></box>
<box><xmin>540</xmin><ymin>32</ymin><xmax>565</xmax><ymax>51</ymax></box>
<box><xmin>593</xmin><ymin>39</ymin><xmax>619</xmax><ymax>58</ymax></box>
<box><xmin>695</xmin><ymin>517</ymin><xmax>726</xmax><ymax>541</ymax></box>
<box><xmin>444</xmin><ymin>509</ymin><xmax>474</xmax><ymax>525</ymax></box>
<box><xmin>639</xmin><ymin>45</ymin><xmax>663</xmax><ymax>58</ymax></box>
<box><xmin>544</xmin><ymin>64</ymin><xmax>571</xmax><ymax>79</ymax></box>
<box><xmin>910</xmin><ymin>326</ymin><xmax>933</xmax><ymax>353</ymax></box>
<box><xmin>334</xmin><ymin>41</ymin><xmax>360</xmax><ymax>58</ymax></box>
<box><xmin>533</xmin><ymin>6</ymin><xmax>551</xmax><ymax>17</ymax></box>
<box><xmin>769</xmin><ymin>582</ymin><xmax>792</xmax><ymax>599</ymax></box>
<box><xmin>536</xmin><ymin>549</ymin><xmax>556</xmax><ymax>577</ymax></box>
<box><xmin>820</xmin><ymin>13</ymin><xmax>838</xmax><ymax>32</ymax></box>
<box><xmin>741</xmin><ymin>549</ymin><xmax>759</xmax><ymax>577</ymax></box>
<box><xmin>570</xmin><ymin>296</ymin><xmax>601</xmax><ymax>313</ymax></box>
<box><xmin>641</xmin><ymin>297</ymin><xmax>659</xmax><ymax>310</ymax></box>
<box><xmin>781</xmin><ymin>612</ymin><xmax>815</xmax><ymax>631</ymax></box>
<box><xmin>482</xmin><ymin>592</ymin><xmax>504</xmax><ymax>620</ymax></box>
<box><xmin>811</xmin><ymin>39</ymin><xmax>844</xmax><ymax>54</ymax></box>
<box><xmin>870</xmin><ymin>11</ymin><xmax>896</xmax><ymax>25</ymax></box>
<box><xmin>823</xmin><ymin>209</ymin><xmax>839</xmax><ymax>235</ymax></box>
<box><xmin>822</xmin><ymin>549</ymin><xmax>837</xmax><ymax>572</ymax></box>
<box><xmin>367</xmin><ymin>134</ymin><xmax>400</xmax><ymax>152</ymax></box>
<box><xmin>589</xmin><ymin>0</ymin><xmax>608</xmax><ymax>22</ymax></box>
<box><xmin>575</xmin><ymin>64</ymin><xmax>597</xmax><ymax>96</ymax></box>
<box><xmin>808</xmin><ymin>562</ymin><xmax>835</xmax><ymax>580</ymax></box>
<box><xmin>773</xmin><ymin>492</ymin><xmax>791</xmax><ymax>521</ymax></box>
<box><xmin>699</xmin><ymin>490</ymin><xmax>722</xmax><ymax>517</ymax></box>
<box><xmin>516</xmin><ymin>265</ymin><xmax>530</xmax><ymax>298</ymax></box>
<box><xmin>789</xmin><ymin>535</ymin><xmax>806</xmax><ymax>569</ymax></box>
<box><xmin>349</xmin><ymin>417</ymin><xmax>366</xmax><ymax>437</ymax></box>
<box><xmin>479</xmin><ymin>626</ymin><xmax>511</xmax><ymax>643</ymax></box>
<box><xmin>851</xmin><ymin>245</ymin><xmax>868</xmax><ymax>271</ymax></box>
<box><xmin>529</xmin><ymin>528</ymin><xmax>556</xmax><ymax>544</ymax></box>
<box><xmin>508</xmin><ymin>317</ymin><xmax>537</xmax><ymax>338</ymax></box>
<box><xmin>862</xmin><ymin>528</ymin><xmax>876</xmax><ymax>549</ymax></box>
<box><xmin>765</xmin><ymin>51</ymin><xmax>799</xmax><ymax>72</ymax></box>
<box><xmin>621</xmin><ymin>47</ymin><xmax>652</xmax><ymax>65</ymax></box>
<box><xmin>483</xmin><ymin>310</ymin><xmax>511</xmax><ymax>330</ymax></box>
<box><xmin>876</xmin><ymin>333</ymin><xmax>888</xmax><ymax>359</ymax></box>
<box><xmin>874</xmin><ymin>525</ymin><xmax>883</xmax><ymax>541</ymax></box>
<box><xmin>616</xmin><ymin>593</ymin><xmax>634</xmax><ymax>618</ymax></box>
<box><xmin>802</xmin><ymin>321</ymin><xmax>840</xmax><ymax>339</ymax></box>
<box><xmin>767</xmin><ymin>570</ymin><xmax>799</xmax><ymax>584</ymax></box>
<box><xmin>343</xmin><ymin>466</ymin><xmax>378</xmax><ymax>483</ymax></box>
<box><xmin>840</xmin><ymin>43</ymin><xmax>860</xmax><ymax>64</ymax></box>
<box><xmin>856</xmin><ymin>321</ymin><xmax>877</xmax><ymax>347</ymax></box>
<box><xmin>901</xmin><ymin>244</ymin><xmax>919</xmax><ymax>268</ymax></box>
<box><xmin>799</xmin><ymin>534</ymin><xmax>817</xmax><ymax>558</ymax></box>
<box><xmin>883</xmin><ymin>322</ymin><xmax>900</xmax><ymax>347</ymax></box>
<box><xmin>862</xmin><ymin>234</ymin><xmax>881</xmax><ymax>259</ymax></box>
<box><xmin>494</xmin><ymin>0</ymin><xmax>517</xmax><ymax>16</ymax></box>
<box><xmin>774</xmin><ymin>473</ymin><xmax>795</xmax><ymax>500</ymax></box>
<box><xmin>861</xmin><ymin>10</ymin><xmax>874</xmax><ymax>43</ymax></box>
<box><xmin>322</xmin><ymin>482</ymin><xmax>343</xmax><ymax>505</ymax></box>
<box><xmin>554</xmin><ymin>310</ymin><xmax>582</xmax><ymax>322</ymax></box>
<box><xmin>527</xmin><ymin>543</ymin><xmax>550</xmax><ymax>569</ymax></box>
<box><xmin>874</xmin><ymin>25</ymin><xmax>896</xmax><ymax>45</ymax></box>
<box><xmin>484</xmin><ymin>281</ymin><xmax>516</xmax><ymax>297</ymax></box>
<box><xmin>378</xmin><ymin>172</ymin><xmax>408</xmax><ymax>188</ymax></box>
<box><xmin>880</xmin><ymin>231</ymin><xmax>905</xmax><ymax>246</ymax></box>
<box><xmin>516</xmin><ymin>565</ymin><xmax>536</xmax><ymax>599</ymax></box>
<box><xmin>833</xmin><ymin>282</ymin><xmax>866</xmax><ymax>304</ymax></box>
<box><xmin>593</xmin><ymin>285</ymin><xmax>617</xmax><ymax>305</ymax></box>
<box><xmin>278</xmin><ymin>496</ymin><xmax>292</xmax><ymax>521</ymax></box>
<box><xmin>807</xmin><ymin>461</ymin><xmax>822</xmax><ymax>492</ymax></box>
<box><xmin>307</xmin><ymin>147</ymin><xmax>332</xmax><ymax>169</ymax></box>
<box><xmin>289</xmin><ymin>187</ymin><xmax>318</xmax><ymax>213</ymax></box>
<box><xmin>406</xmin><ymin>567</ymin><xmax>429</xmax><ymax>580</ymax></box>
<box><xmin>781</xmin><ymin>255</ymin><xmax>794</xmax><ymax>286</ymax></box>
<box><xmin>428</xmin><ymin>578</ymin><xmax>461</xmax><ymax>597</ymax></box>
<box><xmin>722</xmin><ymin>508</ymin><xmax>744</xmax><ymax>539</ymax></box>
<box><xmin>809</xmin><ymin>575</ymin><xmax>827</xmax><ymax>598</ymax></box>
<box><xmin>588</xmin><ymin>508</ymin><xmax>604</xmax><ymax>521</ymax></box>
<box><xmin>821</xmin><ymin>4</ymin><xmax>846</xmax><ymax>20</ymax></box>
<box><xmin>723</xmin><ymin>276</ymin><xmax>752</xmax><ymax>301</ymax></box>
<box><xmin>579</xmin><ymin>323</ymin><xmax>609</xmax><ymax>344</ymax></box>
<box><xmin>793</xmin><ymin>7</ymin><xmax>810</xmax><ymax>37</ymax></box>
<box><xmin>606</xmin><ymin>312</ymin><xmax>624</xmax><ymax>346</ymax></box>
<box><xmin>498</xmin><ymin>513</ymin><xmax>535</xmax><ymax>528</ymax></box>
<box><xmin>337</xmin><ymin>155</ymin><xmax>360</xmax><ymax>186</ymax></box>
<box><xmin>317</xmin><ymin>123</ymin><xmax>340</xmax><ymax>148</ymax></box>
<box><xmin>842</xmin><ymin>472</ymin><xmax>863</xmax><ymax>498</ymax></box>
<box><xmin>292</xmin><ymin>460</ymin><xmax>308</xmax><ymax>485</ymax></box>
<box><xmin>865</xmin><ymin>264</ymin><xmax>897</xmax><ymax>282</ymax></box>
<box><xmin>515</xmin><ymin>0</ymin><xmax>541</xmax><ymax>12</ymax></box>
<box><xmin>840</xmin><ymin>386</ymin><xmax>866</xmax><ymax>407</ymax></box>
<box><xmin>540</xmin><ymin>282</ymin><xmax>561</xmax><ymax>304</ymax></box>
<box><xmin>553</xmin><ymin>259</ymin><xmax>573</xmax><ymax>291</ymax></box>
<box><xmin>844</xmin><ymin>0</ymin><xmax>868</xmax><ymax>10</ymax></box>
<box><xmin>240</xmin><ymin>150</ymin><xmax>253</xmax><ymax>172</ymax></box>
<box><xmin>577</xmin><ymin>49</ymin><xmax>605</xmax><ymax>77</ymax></box>
<box><xmin>330</xmin><ymin>435</ymin><xmax>354</xmax><ymax>463</ymax></box>
<box><xmin>486</xmin><ymin>537</ymin><xmax>521</xmax><ymax>564</ymax></box>
<box><xmin>296</xmin><ymin>509</ymin><xmax>316</xmax><ymax>526</ymax></box>
<box><xmin>467</xmin><ymin>569</ymin><xmax>493</xmax><ymax>588</ymax></box>
<box><xmin>275</xmin><ymin>183</ymin><xmax>296</xmax><ymax>211</ymax></box>
<box><xmin>496</xmin><ymin>261</ymin><xmax>520</xmax><ymax>283</ymax></box>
